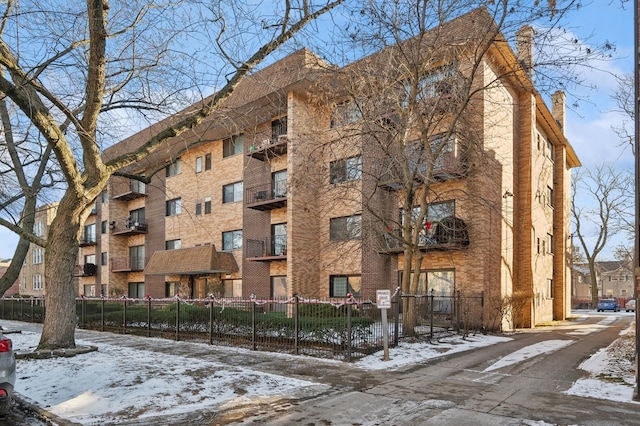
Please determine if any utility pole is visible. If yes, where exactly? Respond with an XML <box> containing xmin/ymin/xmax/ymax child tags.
<box><xmin>634</xmin><ymin>0</ymin><xmax>639</xmax><ymax>402</ymax></box>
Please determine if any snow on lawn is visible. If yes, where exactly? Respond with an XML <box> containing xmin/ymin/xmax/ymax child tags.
<box><xmin>9</xmin><ymin>328</ymin><xmax>328</xmax><ymax>425</ymax></box>
<box><xmin>564</xmin><ymin>324</ymin><xmax>639</xmax><ymax>404</ymax></box>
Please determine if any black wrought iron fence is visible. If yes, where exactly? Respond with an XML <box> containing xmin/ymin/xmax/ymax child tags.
<box><xmin>0</xmin><ymin>292</ymin><xmax>484</xmax><ymax>361</ymax></box>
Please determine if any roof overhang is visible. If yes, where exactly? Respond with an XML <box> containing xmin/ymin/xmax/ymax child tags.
<box><xmin>144</xmin><ymin>245</ymin><xmax>238</xmax><ymax>276</ymax></box>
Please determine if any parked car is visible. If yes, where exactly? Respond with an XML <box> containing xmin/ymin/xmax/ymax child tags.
<box><xmin>0</xmin><ymin>334</ymin><xmax>16</xmax><ymax>415</ymax></box>
<box><xmin>625</xmin><ymin>299</ymin><xmax>636</xmax><ymax>312</ymax></box>
<box><xmin>596</xmin><ymin>298</ymin><xmax>620</xmax><ymax>312</ymax></box>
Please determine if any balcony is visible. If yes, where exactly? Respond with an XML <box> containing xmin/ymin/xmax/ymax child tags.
<box><xmin>112</xmin><ymin>179</ymin><xmax>147</xmax><ymax>201</ymax></box>
<box><xmin>111</xmin><ymin>218</ymin><xmax>148</xmax><ymax>236</ymax></box>
<box><xmin>379</xmin><ymin>217</ymin><xmax>469</xmax><ymax>254</ymax></box>
<box><xmin>246</xmin><ymin>135</ymin><xmax>288</xmax><ymax>161</ymax></box>
<box><xmin>79</xmin><ymin>235</ymin><xmax>97</xmax><ymax>247</ymax></box>
<box><xmin>379</xmin><ymin>152</ymin><xmax>467</xmax><ymax>190</ymax></box>
<box><xmin>74</xmin><ymin>263</ymin><xmax>97</xmax><ymax>277</ymax></box>
<box><xmin>246</xmin><ymin>237</ymin><xmax>287</xmax><ymax>261</ymax></box>
<box><xmin>245</xmin><ymin>183</ymin><xmax>287</xmax><ymax>211</ymax></box>
<box><xmin>111</xmin><ymin>257</ymin><xmax>148</xmax><ymax>272</ymax></box>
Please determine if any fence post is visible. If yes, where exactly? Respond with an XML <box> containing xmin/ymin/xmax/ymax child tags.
<box><xmin>209</xmin><ymin>295</ymin><xmax>215</xmax><ymax>345</ymax></box>
<box><xmin>81</xmin><ymin>297</ymin><xmax>86</xmax><ymax>329</ymax></box>
<box><xmin>30</xmin><ymin>298</ymin><xmax>35</xmax><ymax>323</ymax></box>
<box><xmin>19</xmin><ymin>299</ymin><xmax>23</xmax><ymax>321</ymax></box>
<box><xmin>456</xmin><ymin>291</ymin><xmax>461</xmax><ymax>333</ymax></box>
<box><xmin>123</xmin><ymin>298</ymin><xmax>128</xmax><ymax>335</ymax></box>
<box><xmin>175</xmin><ymin>297</ymin><xmax>180</xmax><ymax>342</ymax></box>
<box><xmin>394</xmin><ymin>289</ymin><xmax>400</xmax><ymax>347</ymax></box>
<box><xmin>294</xmin><ymin>294</ymin><xmax>299</xmax><ymax>355</ymax></box>
<box><xmin>346</xmin><ymin>301</ymin><xmax>352</xmax><ymax>362</ymax></box>
<box><xmin>101</xmin><ymin>297</ymin><xmax>105</xmax><ymax>332</ymax></box>
<box><xmin>430</xmin><ymin>288</ymin><xmax>435</xmax><ymax>340</ymax></box>
<box><xmin>252</xmin><ymin>300</ymin><xmax>257</xmax><ymax>351</ymax></box>
<box><xmin>147</xmin><ymin>296</ymin><xmax>152</xmax><ymax>337</ymax></box>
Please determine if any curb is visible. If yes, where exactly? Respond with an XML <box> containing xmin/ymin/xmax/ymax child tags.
<box><xmin>14</xmin><ymin>392</ymin><xmax>83</xmax><ymax>426</ymax></box>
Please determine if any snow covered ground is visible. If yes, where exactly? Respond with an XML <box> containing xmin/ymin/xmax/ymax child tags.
<box><xmin>2</xmin><ymin>316</ymin><xmax>638</xmax><ymax>425</ymax></box>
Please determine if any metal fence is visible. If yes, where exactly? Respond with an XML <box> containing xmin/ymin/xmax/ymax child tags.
<box><xmin>0</xmin><ymin>292</ymin><xmax>484</xmax><ymax>361</ymax></box>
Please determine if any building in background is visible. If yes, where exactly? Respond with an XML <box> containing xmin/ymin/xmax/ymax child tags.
<box><xmin>17</xmin><ymin>202</ymin><xmax>59</xmax><ymax>297</ymax></box>
<box><xmin>79</xmin><ymin>9</ymin><xmax>578</xmax><ymax>329</ymax></box>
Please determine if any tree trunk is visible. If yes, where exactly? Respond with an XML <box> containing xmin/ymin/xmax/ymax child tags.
<box><xmin>38</xmin><ymin>190</ymin><xmax>88</xmax><ymax>350</ymax></box>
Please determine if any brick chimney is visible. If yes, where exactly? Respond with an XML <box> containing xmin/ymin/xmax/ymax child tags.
<box><xmin>516</xmin><ymin>25</ymin><xmax>535</xmax><ymax>80</ymax></box>
<box><xmin>551</xmin><ymin>90</ymin><xmax>565</xmax><ymax>132</ymax></box>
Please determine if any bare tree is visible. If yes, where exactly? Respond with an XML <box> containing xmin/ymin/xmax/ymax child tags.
<box><xmin>611</xmin><ymin>73</ymin><xmax>635</xmax><ymax>155</ymax></box>
<box><xmin>571</xmin><ymin>164</ymin><xmax>633</xmax><ymax>307</ymax></box>
<box><xmin>0</xmin><ymin>0</ymin><xmax>343</xmax><ymax>350</ymax></box>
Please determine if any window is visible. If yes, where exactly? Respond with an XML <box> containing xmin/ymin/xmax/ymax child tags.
<box><xmin>101</xmin><ymin>220</ymin><xmax>107</xmax><ymax>234</ymax></box>
<box><xmin>34</xmin><ymin>221</ymin><xmax>44</xmax><ymax>237</ymax></box>
<box><xmin>222</xmin><ymin>279</ymin><xmax>242</xmax><ymax>298</ymax></box>
<box><xmin>272</xmin><ymin>223</ymin><xmax>287</xmax><ymax>256</ymax></box>
<box><xmin>166</xmin><ymin>158</ymin><xmax>181</xmax><ymax>177</ymax></box>
<box><xmin>83</xmin><ymin>223</ymin><xmax>96</xmax><ymax>244</ymax></box>
<box><xmin>330</xmin><ymin>100</ymin><xmax>362</xmax><ymax>127</ymax></box>
<box><xmin>204</xmin><ymin>197</ymin><xmax>212</xmax><ymax>214</ymax></box>
<box><xmin>84</xmin><ymin>254</ymin><xmax>96</xmax><ymax>265</ymax></box>
<box><xmin>547</xmin><ymin>186</ymin><xmax>554</xmax><ymax>208</ymax></box>
<box><xmin>165</xmin><ymin>239</ymin><xmax>181</xmax><ymax>250</ymax></box>
<box><xmin>166</xmin><ymin>198</ymin><xmax>182</xmax><ymax>216</ymax></box>
<box><xmin>223</xmin><ymin>134</ymin><xmax>244</xmax><ymax>157</ymax></box>
<box><xmin>271</xmin><ymin>276</ymin><xmax>287</xmax><ymax>299</ymax></box>
<box><xmin>271</xmin><ymin>116</ymin><xmax>287</xmax><ymax>140</ymax></box>
<box><xmin>83</xmin><ymin>284</ymin><xmax>96</xmax><ymax>297</ymax></box>
<box><xmin>330</xmin><ymin>156</ymin><xmax>362</xmax><ymax>183</ymax></box>
<box><xmin>402</xmin><ymin>65</ymin><xmax>454</xmax><ymax>107</ymax></box>
<box><xmin>272</xmin><ymin>170</ymin><xmax>287</xmax><ymax>198</ymax></box>
<box><xmin>537</xmin><ymin>237</ymin><xmax>541</xmax><ymax>254</ymax></box>
<box><xmin>32</xmin><ymin>248</ymin><xmax>44</xmax><ymax>264</ymax></box>
<box><xmin>222</xmin><ymin>230</ymin><xmax>243</xmax><ymax>250</ymax></box>
<box><xmin>546</xmin><ymin>140</ymin><xmax>553</xmax><ymax>160</ymax></box>
<box><xmin>547</xmin><ymin>278</ymin><xmax>554</xmax><ymax>298</ymax></box>
<box><xmin>101</xmin><ymin>190</ymin><xmax>108</xmax><ymax>203</ymax></box>
<box><xmin>547</xmin><ymin>233</ymin><xmax>553</xmax><ymax>254</ymax></box>
<box><xmin>205</xmin><ymin>153</ymin><xmax>212</xmax><ymax>170</ymax></box>
<box><xmin>195</xmin><ymin>202</ymin><xmax>202</xmax><ymax>216</ymax></box>
<box><xmin>330</xmin><ymin>215</ymin><xmax>362</xmax><ymax>241</ymax></box>
<box><xmin>128</xmin><ymin>282</ymin><xmax>145</xmax><ymax>298</ymax></box>
<box><xmin>195</xmin><ymin>156</ymin><xmax>203</xmax><ymax>173</ymax></box>
<box><xmin>330</xmin><ymin>275</ymin><xmax>362</xmax><ymax>298</ymax></box>
<box><xmin>129</xmin><ymin>245</ymin><xmax>145</xmax><ymax>270</ymax></box>
<box><xmin>32</xmin><ymin>275</ymin><xmax>43</xmax><ymax>290</ymax></box>
<box><xmin>430</xmin><ymin>134</ymin><xmax>455</xmax><ymax>170</ymax></box>
<box><xmin>165</xmin><ymin>282</ymin><xmax>180</xmax><ymax>297</ymax></box>
<box><xmin>403</xmin><ymin>201</ymin><xmax>455</xmax><ymax>244</ymax></box>
<box><xmin>223</xmin><ymin>182</ymin><xmax>243</xmax><ymax>203</ymax></box>
<box><xmin>101</xmin><ymin>252</ymin><xmax>108</xmax><ymax>266</ymax></box>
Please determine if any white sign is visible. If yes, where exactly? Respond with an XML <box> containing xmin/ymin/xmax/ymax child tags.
<box><xmin>376</xmin><ymin>289</ymin><xmax>391</xmax><ymax>309</ymax></box>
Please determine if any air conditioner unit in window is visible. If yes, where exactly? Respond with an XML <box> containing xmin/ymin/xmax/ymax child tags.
<box><xmin>261</xmin><ymin>139</ymin><xmax>270</xmax><ymax>147</ymax></box>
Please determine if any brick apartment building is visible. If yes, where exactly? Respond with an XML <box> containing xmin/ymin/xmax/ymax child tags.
<box><xmin>17</xmin><ymin>202</ymin><xmax>61</xmax><ymax>297</ymax></box>
<box><xmin>76</xmin><ymin>9</ymin><xmax>579</xmax><ymax>328</ymax></box>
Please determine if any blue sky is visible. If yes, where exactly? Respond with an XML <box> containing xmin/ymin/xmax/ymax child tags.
<box><xmin>0</xmin><ymin>2</ymin><xmax>635</xmax><ymax>261</ymax></box>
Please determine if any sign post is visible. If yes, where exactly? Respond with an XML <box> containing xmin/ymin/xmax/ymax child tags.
<box><xmin>376</xmin><ymin>289</ymin><xmax>391</xmax><ymax>361</ymax></box>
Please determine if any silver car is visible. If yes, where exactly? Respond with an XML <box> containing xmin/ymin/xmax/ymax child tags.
<box><xmin>0</xmin><ymin>333</ymin><xmax>16</xmax><ymax>414</ymax></box>
<box><xmin>625</xmin><ymin>299</ymin><xmax>636</xmax><ymax>313</ymax></box>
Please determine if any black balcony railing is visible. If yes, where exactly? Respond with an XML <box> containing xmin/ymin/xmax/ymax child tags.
<box><xmin>111</xmin><ymin>218</ymin><xmax>148</xmax><ymax>236</ymax></box>
<box><xmin>111</xmin><ymin>257</ymin><xmax>148</xmax><ymax>272</ymax></box>
<box><xmin>245</xmin><ymin>182</ymin><xmax>287</xmax><ymax>210</ymax></box>
<box><xmin>246</xmin><ymin>236</ymin><xmax>287</xmax><ymax>260</ymax></box>
<box><xmin>381</xmin><ymin>217</ymin><xmax>469</xmax><ymax>253</ymax></box>
<box><xmin>112</xmin><ymin>179</ymin><xmax>146</xmax><ymax>201</ymax></box>
<box><xmin>79</xmin><ymin>234</ymin><xmax>97</xmax><ymax>246</ymax></box>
